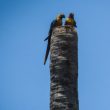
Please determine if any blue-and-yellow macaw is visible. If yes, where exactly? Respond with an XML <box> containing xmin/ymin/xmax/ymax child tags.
<box><xmin>44</xmin><ymin>14</ymin><xmax>65</xmax><ymax>65</ymax></box>
<box><xmin>65</xmin><ymin>13</ymin><xmax>77</xmax><ymax>28</ymax></box>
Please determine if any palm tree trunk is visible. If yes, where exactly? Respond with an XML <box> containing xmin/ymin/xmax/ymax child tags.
<box><xmin>50</xmin><ymin>26</ymin><xmax>79</xmax><ymax>110</ymax></box>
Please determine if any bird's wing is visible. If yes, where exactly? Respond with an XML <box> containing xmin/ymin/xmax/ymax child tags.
<box><xmin>74</xmin><ymin>20</ymin><xmax>77</xmax><ymax>27</ymax></box>
<box><xmin>44</xmin><ymin>20</ymin><xmax>57</xmax><ymax>41</ymax></box>
<box><xmin>48</xmin><ymin>20</ymin><xmax>57</xmax><ymax>34</ymax></box>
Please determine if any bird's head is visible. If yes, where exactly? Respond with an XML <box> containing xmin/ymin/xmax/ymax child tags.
<box><xmin>69</xmin><ymin>13</ymin><xmax>74</xmax><ymax>18</ymax></box>
<box><xmin>57</xmin><ymin>13</ymin><xmax>65</xmax><ymax>19</ymax></box>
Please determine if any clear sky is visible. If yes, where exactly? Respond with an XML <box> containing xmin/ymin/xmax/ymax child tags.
<box><xmin>0</xmin><ymin>0</ymin><xmax>110</xmax><ymax>110</ymax></box>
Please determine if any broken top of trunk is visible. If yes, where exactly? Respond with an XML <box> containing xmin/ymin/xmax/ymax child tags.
<box><xmin>52</xmin><ymin>26</ymin><xmax>77</xmax><ymax>37</ymax></box>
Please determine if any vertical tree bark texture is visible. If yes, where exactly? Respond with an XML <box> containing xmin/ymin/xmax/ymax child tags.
<box><xmin>50</xmin><ymin>27</ymin><xmax>79</xmax><ymax>110</ymax></box>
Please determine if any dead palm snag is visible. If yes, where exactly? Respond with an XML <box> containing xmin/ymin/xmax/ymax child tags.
<box><xmin>50</xmin><ymin>26</ymin><xmax>79</xmax><ymax>110</ymax></box>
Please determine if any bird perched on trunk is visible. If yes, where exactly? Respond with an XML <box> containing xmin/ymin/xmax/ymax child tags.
<box><xmin>65</xmin><ymin>13</ymin><xmax>77</xmax><ymax>28</ymax></box>
<box><xmin>44</xmin><ymin>14</ymin><xmax>65</xmax><ymax>65</ymax></box>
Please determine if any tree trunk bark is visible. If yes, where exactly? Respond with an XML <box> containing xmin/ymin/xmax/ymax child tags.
<box><xmin>50</xmin><ymin>26</ymin><xmax>79</xmax><ymax>110</ymax></box>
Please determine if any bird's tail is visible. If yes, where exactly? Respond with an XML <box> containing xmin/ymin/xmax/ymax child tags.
<box><xmin>44</xmin><ymin>41</ymin><xmax>50</xmax><ymax>65</ymax></box>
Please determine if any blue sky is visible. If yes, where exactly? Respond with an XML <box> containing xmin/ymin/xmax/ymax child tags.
<box><xmin>0</xmin><ymin>0</ymin><xmax>110</xmax><ymax>110</ymax></box>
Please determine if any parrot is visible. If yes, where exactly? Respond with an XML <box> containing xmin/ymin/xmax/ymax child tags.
<box><xmin>65</xmin><ymin>13</ymin><xmax>77</xmax><ymax>28</ymax></box>
<box><xmin>44</xmin><ymin>14</ymin><xmax>65</xmax><ymax>65</ymax></box>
